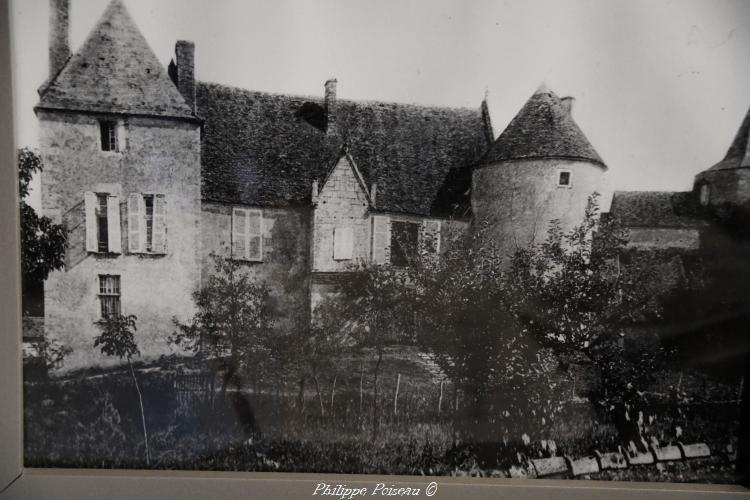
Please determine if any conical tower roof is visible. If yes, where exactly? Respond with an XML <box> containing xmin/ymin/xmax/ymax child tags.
<box><xmin>483</xmin><ymin>84</ymin><xmax>605</xmax><ymax>168</ymax></box>
<box><xmin>709</xmin><ymin>105</ymin><xmax>750</xmax><ymax>171</ymax></box>
<box><xmin>37</xmin><ymin>0</ymin><xmax>195</xmax><ymax>120</ymax></box>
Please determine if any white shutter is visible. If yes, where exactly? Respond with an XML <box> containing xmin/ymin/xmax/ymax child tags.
<box><xmin>232</xmin><ymin>208</ymin><xmax>247</xmax><ymax>259</ymax></box>
<box><xmin>151</xmin><ymin>195</ymin><xmax>167</xmax><ymax>254</ymax></box>
<box><xmin>127</xmin><ymin>193</ymin><xmax>143</xmax><ymax>253</ymax></box>
<box><xmin>371</xmin><ymin>215</ymin><xmax>390</xmax><ymax>264</ymax></box>
<box><xmin>107</xmin><ymin>195</ymin><xmax>121</xmax><ymax>253</ymax></box>
<box><xmin>333</xmin><ymin>227</ymin><xmax>353</xmax><ymax>260</ymax></box>
<box><xmin>247</xmin><ymin>209</ymin><xmax>263</xmax><ymax>262</ymax></box>
<box><xmin>422</xmin><ymin>220</ymin><xmax>441</xmax><ymax>255</ymax></box>
<box><xmin>84</xmin><ymin>191</ymin><xmax>98</xmax><ymax>252</ymax></box>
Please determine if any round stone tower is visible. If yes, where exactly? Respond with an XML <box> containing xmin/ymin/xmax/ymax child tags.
<box><xmin>693</xmin><ymin>105</ymin><xmax>750</xmax><ymax>210</ymax></box>
<box><xmin>471</xmin><ymin>84</ymin><xmax>607</xmax><ymax>259</ymax></box>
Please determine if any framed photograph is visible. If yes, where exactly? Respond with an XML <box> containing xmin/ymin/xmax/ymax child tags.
<box><xmin>2</xmin><ymin>0</ymin><xmax>749</xmax><ymax>498</ymax></box>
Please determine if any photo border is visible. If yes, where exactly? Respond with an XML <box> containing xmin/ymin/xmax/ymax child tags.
<box><xmin>1</xmin><ymin>1</ymin><xmax>749</xmax><ymax>498</ymax></box>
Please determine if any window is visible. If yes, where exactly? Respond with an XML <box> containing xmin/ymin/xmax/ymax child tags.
<box><xmin>333</xmin><ymin>227</ymin><xmax>353</xmax><ymax>260</ymax></box>
<box><xmin>96</xmin><ymin>194</ymin><xmax>109</xmax><ymax>252</ymax></box>
<box><xmin>699</xmin><ymin>183</ymin><xmax>710</xmax><ymax>206</ymax></box>
<box><xmin>232</xmin><ymin>208</ymin><xmax>263</xmax><ymax>261</ymax></box>
<box><xmin>98</xmin><ymin>275</ymin><xmax>121</xmax><ymax>318</ymax></box>
<box><xmin>558</xmin><ymin>170</ymin><xmax>571</xmax><ymax>187</ymax></box>
<box><xmin>127</xmin><ymin>193</ymin><xmax>166</xmax><ymax>254</ymax></box>
<box><xmin>84</xmin><ymin>191</ymin><xmax>121</xmax><ymax>254</ymax></box>
<box><xmin>390</xmin><ymin>221</ymin><xmax>420</xmax><ymax>267</ymax></box>
<box><xmin>100</xmin><ymin>121</ymin><xmax>118</xmax><ymax>152</ymax></box>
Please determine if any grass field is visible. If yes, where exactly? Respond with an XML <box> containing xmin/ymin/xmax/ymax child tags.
<box><xmin>23</xmin><ymin>349</ymin><xmax>743</xmax><ymax>483</ymax></box>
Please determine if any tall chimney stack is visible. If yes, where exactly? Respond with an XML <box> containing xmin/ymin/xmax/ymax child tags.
<box><xmin>49</xmin><ymin>0</ymin><xmax>71</xmax><ymax>79</ymax></box>
<box><xmin>325</xmin><ymin>78</ymin><xmax>337</xmax><ymax>135</ymax></box>
<box><xmin>560</xmin><ymin>96</ymin><xmax>575</xmax><ymax>115</ymax></box>
<box><xmin>175</xmin><ymin>41</ymin><xmax>196</xmax><ymax>113</ymax></box>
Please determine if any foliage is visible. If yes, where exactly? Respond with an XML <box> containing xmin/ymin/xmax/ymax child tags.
<box><xmin>172</xmin><ymin>254</ymin><xmax>274</xmax><ymax>392</ymax></box>
<box><xmin>94</xmin><ymin>314</ymin><xmax>140</xmax><ymax>360</ymax></box>
<box><xmin>18</xmin><ymin>148</ymin><xmax>67</xmax><ymax>287</ymax></box>
<box><xmin>507</xmin><ymin>195</ymin><xmax>671</xmax><ymax>421</ymax></box>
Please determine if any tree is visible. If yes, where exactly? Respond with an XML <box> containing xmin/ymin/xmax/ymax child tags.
<box><xmin>18</xmin><ymin>148</ymin><xmax>67</xmax><ymax>314</ymax></box>
<box><xmin>508</xmin><ymin>194</ymin><xmax>668</xmax><ymax>448</ymax></box>
<box><xmin>172</xmin><ymin>254</ymin><xmax>274</xmax><ymax>395</ymax></box>
<box><xmin>410</xmin><ymin>230</ymin><xmax>564</xmax><ymax>450</ymax></box>
<box><xmin>94</xmin><ymin>314</ymin><xmax>150</xmax><ymax>465</ymax></box>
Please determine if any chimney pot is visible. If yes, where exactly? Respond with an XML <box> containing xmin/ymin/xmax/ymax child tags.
<box><xmin>560</xmin><ymin>96</ymin><xmax>575</xmax><ymax>115</ymax></box>
<box><xmin>175</xmin><ymin>40</ymin><xmax>196</xmax><ymax>113</ymax></box>
<box><xmin>49</xmin><ymin>0</ymin><xmax>71</xmax><ymax>79</ymax></box>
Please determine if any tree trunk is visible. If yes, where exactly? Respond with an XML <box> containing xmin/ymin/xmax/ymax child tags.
<box><xmin>128</xmin><ymin>358</ymin><xmax>150</xmax><ymax>466</ymax></box>
<box><xmin>330</xmin><ymin>374</ymin><xmax>337</xmax><ymax>416</ymax></box>
<box><xmin>297</xmin><ymin>376</ymin><xmax>306</xmax><ymax>415</ymax></box>
<box><xmin>312</xmin><ymin>366</ymin><xmax>325</xmax><ymax>417</ymax></box>
<box><xmin>393</xmin><ymin>373</ymin><xmax>401</xmax><ymax>417</ymax></box>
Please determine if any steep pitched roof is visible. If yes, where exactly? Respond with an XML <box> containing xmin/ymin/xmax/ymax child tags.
<box><xmin>609</xmin><ymin>191</ymin><xmax>708</xmax><ymax>228</ymax></box>
<box><xmin>709</xmin><ymin>105</ymin><xmax>750</xmax><ymax>171</ymax></box>
<box><xmin>198</xmin><ymin>82</ymin><xmax>489</xmax><ymax>216</ymax></box>
<box><xmin>36</xmin><ymin>0</ymin><xmax>195</xmax><ymax>120</ymax></box>
<box><xmin>483</xmin><ymin>84</ymin><xmax>605</xmax><ymax>168</ymax></box>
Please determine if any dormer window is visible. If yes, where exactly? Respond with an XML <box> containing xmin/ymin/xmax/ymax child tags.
<box><xmin>699</xmin><ymin>183</ymin><xmax>711</xmax><ymax>206</ymax></box>
<box><xmin>100</xmin><ymin>120</ymin><xmax>119</xmax><ymax>152</ymax></box>
<box><xmin>558</xmin><ymin>170</ymin><xmax>572</xmax><ymax>187</ymax></box>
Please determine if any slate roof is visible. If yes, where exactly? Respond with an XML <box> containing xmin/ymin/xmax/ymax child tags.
<box><xmin>709</xmin><ymin>105</ymin><xmax>750</xmax><ymax>171</ymax></box>
<box><xmin>609</xmin><ymin>191</ymin><xmax>708</xmax><ymax>228</ymax></box>
<box><xmin>198</xmin><ymin>82</ymin><xmax>490</xmax><ymax>216</ymax></box>
<box><xmin>483</xmin><ymin>84</ymin><xmax>606</xmax><ymax>168</ymax></box>
<box><xmin>36</xmin><ymin>0</ymin><xmax>195</xmax><ymax>120</ymax></box>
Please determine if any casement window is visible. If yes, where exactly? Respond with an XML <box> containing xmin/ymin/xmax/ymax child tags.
<box><xmin>127</xmin><ymin>193</ymin><xmax>167</xmax><ymax>254</ymax></box>
<box><xmin>100</xmin><ymin>120</ymin><xmax>118</xmax><ymax>152</ymax></box>
<box><xmin>390</xmin><ymin>220</ymin><xmax>420</xmax><ymax>268</ymax></box>
<box><xmin>333</xmin><ymin>227</ymin><xmax>354</xmax><ymax>260</ymax></box>
<box><xmin>371</xmin><ymin>215</ymin><xmax>390</xmax><ymax>264</ymax></box>
<box><xmin>98</xmin><ymin>274</ymin><xmax>121</xmax><ymax>318</ymax></box>
<box><xmin>84</xmin><ymin>191</ymin><xmax>121</xmax><ymax>254</ymax></box>
<box><xmin>558</xmin><ymin>170</ymin><xmax>572</xmax><ymax>187</ymax></box>
<box><xmin>232</xmin><ymin>208</ymin><xmax>263</xmax><ymax>261</ymax></box>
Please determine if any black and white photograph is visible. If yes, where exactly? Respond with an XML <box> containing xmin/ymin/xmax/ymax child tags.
<box><xmin>9</xmin><ymin>0</ymin><xmax>750</xmax><ymax>484</ymax></box>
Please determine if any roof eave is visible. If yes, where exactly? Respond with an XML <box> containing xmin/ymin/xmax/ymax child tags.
<box><xmin>34</xmin><ymin>104</ymin><xmax>204</xmax><ymax>125</ymax></box>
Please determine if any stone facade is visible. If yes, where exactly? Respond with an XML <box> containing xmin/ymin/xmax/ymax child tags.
<box><xmin>472</xmin><ymin>159</ymin><xmax>605</xmax><ymax>259</ymax></box>
<box><xmin>40</xmin><ymin>111</ymin><xmax>201</xmax><ymax>370</ymax></box>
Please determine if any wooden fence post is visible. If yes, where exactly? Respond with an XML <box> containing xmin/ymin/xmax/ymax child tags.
<box><xmin>394</xmin><ymin>373</ymin><xmax>401</xmax><ymax>416</ymax></box>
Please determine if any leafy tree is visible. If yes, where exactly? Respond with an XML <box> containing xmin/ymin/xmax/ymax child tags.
<box><xmin>411</xmin><ymin>231</ymin><xmax>564</xmax><ymax>450</ymax></box>
<box><xmin>18</xmin><ymin>148</ymin><xmax>67</xmax><ymax>313</ymax></box>
<box><xmin>172</xmin><ymin>254</ymin><xmax>274</xmax><ymax>396</ymax></box>
<box><xmin>94</xmin><ymin>313</ymin><xmax>150</xmax><ymax>465</ymax></box>
<box><xmin>508</xmin><ymin>194</ymin><xmax>668</xmax><ymax>448</ymax></box>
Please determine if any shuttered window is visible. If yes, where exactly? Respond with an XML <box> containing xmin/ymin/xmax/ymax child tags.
<box><xmin>84</xmin><ymin>191</ymin><xmax>121</xmax><ymax>254</ymax></box>
<box><xmin>127</xmin><ymin>193</ymin><xmax>167</xmax><ymax>254</ymax></box>
<box><xmin>422</xmin><ymin>220</ymin><xmax>441</xmax><ymax>255</ymax></box>
<box><xmin>391</xmin><ymin>221</ymin><xmax>420</xmax><ymax>267</ymax></box>
<box><xmin>371</xmin><ymin>215</ymin><xmax>390</xmax><ymax>264</ymax></box>
<box><xmin>333</xmin><ymin>227</ymin><xmax>353</xmax><ymax>260</ymax></box>
<box><xmin>232</xmin><ymin>208</ymin><xmax>263</xmax><ymax>262</ymax></box>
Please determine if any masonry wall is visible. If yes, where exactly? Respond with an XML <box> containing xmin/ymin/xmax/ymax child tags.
<box><xmin>201</xmin><ymin>202</ymin><xmax>311</xmax><ymax>334</ymax></box>
<box><xmin>312</xmin><ymin>156</ymin><xmax>371</xmax><ymax>272</ymax></box>
<box><xmin>472</xmin><ymin>159</ymin><xmax>605</xmax><ymax>260</ymax></box>
<box><xmin>626</xmin><ymin>228</ymin><xmax>702</xmax><ymax>250</ymax></box>
<box><xmin>695</xmin><ymin>168</ymin><xmax>750</xmax><ymax>207</ymax></box>
<box><xmin>39</xmin><ymin>111</ymin><xmax>201</xmax><ymax>372</ymax></box>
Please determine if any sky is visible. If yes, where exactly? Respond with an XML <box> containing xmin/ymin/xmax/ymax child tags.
<box><xmin>9</xmin><ymin>0</ymin><xmax>750</xmax><ymax>208</ymax></box>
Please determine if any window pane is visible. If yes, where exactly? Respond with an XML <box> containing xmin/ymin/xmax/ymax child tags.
<box><xmin>144</xmin><ymin>195</ymin><xmax>154</xmax><ymax>252</ymax></box>
<box><xmin>97</xmin><ymin>194</ymin><xmax>109</xmax><ymax>252</ymax></box>
<box><xmin>390</xmin><ymin>221</ymin><xmax>419</xmax><ymax>267</ymax></box>
<box><xmin>558</xmin><ymin>171</ymin><xmax>571</xmax><ymax>186</ymax></box>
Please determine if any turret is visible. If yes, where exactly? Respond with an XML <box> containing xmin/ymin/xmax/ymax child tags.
<box><xmin>471</xmin><ymin>84</ymin><xmax>607</xmax><ymax>259</ymax></box>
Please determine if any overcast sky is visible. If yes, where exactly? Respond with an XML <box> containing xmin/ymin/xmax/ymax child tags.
<box><xmin>10</xmin><ymin>0</ymin><xmax>750</xmax><ymax>207</ymax></box>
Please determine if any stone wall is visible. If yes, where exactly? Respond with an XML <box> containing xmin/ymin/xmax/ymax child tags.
<box><xmin>312</xmin><ymin>156</ymin><xmax>371</xmax><ymax>272</ymax></box>
<box><xmin>39</xmin><ymin>111</ymin><xmax>201</xmax><ymax>372</ymax></box>
<box><xmin>201</xmin><ymin>202</ymin><xmax>311</xmax><ymax>334</ymax></box>
<box><xmin>472</xmin><ymin>159</ymin><xmax>605</xmax><ymax>260</ymax></box>
<box><xmin>626</xmin><ymin>228</ymin><xmax>701</xmax><ymax>250</ymax></box>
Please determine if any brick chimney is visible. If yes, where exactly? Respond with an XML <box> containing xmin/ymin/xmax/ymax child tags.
<box><xmin>325</xmin><ymin>78</ymin><xmax>337</xmax><ymax>135</ymax></box>
<box><xmin>175</xmin><ymin>41</ymin><xmax>196</xmax><ymax>113</ymax></box>
<box><xmin>49</xmin><ymin>0</ymin><xmax>71</xmax><ymax>79</ymax></box>
<box><xmin>560</xmin><ymin>96</ymin><xmax>575</xmax><ymax>115</ymax></box>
